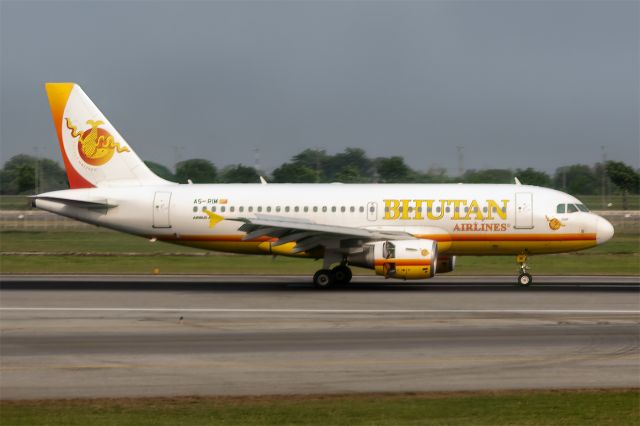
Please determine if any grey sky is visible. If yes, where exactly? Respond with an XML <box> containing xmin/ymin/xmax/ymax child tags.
<box><xmin>1</xmin><ymin>0</ymin><xmax>638</xmax><ymax>175</ymax></box>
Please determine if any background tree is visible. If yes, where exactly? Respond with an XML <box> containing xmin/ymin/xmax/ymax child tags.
<box><xmin>553</xmin><ymin>164</ymin><xmax>598</xmax><ymax>195</ymax></box>
<box><xmin>605</xmin><ymin>161</ymin><xmax>640</xmax><ymax>210</ymax></box>
<box><xmin>290</xmin><ymin>149</ymin><xmax>328</xmax><ymax>182</ymax></box>
<box><xmin>0</xmin><ymin>155</ymin><xmax>67</xmax><ymax>194</ymax></box>
<box><xmin>463</xmin><ymin>169</ymin><xmax>513</xmax><ymax>184</ymax></box>
<box><xmin>419</xmin><ymin>166</ymin><xmax>451</xmax><ymax>183</ymax></box>
<box><xmin>375</xmin><ymin>156</ymin><xmax>414</xmax><ymax>183</ymax></box>
<box><xmin>219</xmin><ymin>165</ymin><xmax>260</xmax><ymax>183</ymax></box>
<box><xmin>324</xmin><ymin>148</ymin><xmax>373</xmax><ymax>182</ymax></box>
<box><xmin>144</xmin><ymin>161</ymin><xmax>175</xmax><ymax>181</ymax></box>
<box><xmin>174</xmin><ymin>159</ymin><xmax>217</xmax><ymax>183</ymax></box>
<box><xmin>334</xmin><ymin>165</ymin><xmax>364</xmax><ymax>183</ymax></box>
<box><xmin>271</xmin><ymin>163</ymin><xmax>318</xmax><ymax>183</ymax></box>
<box><xmin>515</xmin><ymin>168</ymin><xmax>552</xmax><ymax>187</ymax></box>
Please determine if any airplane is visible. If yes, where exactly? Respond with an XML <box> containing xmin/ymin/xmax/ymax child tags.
<box><xmin>34</xmin><ymin>83</ymin><xmax>615</xmax><ymax>288</ymax></box>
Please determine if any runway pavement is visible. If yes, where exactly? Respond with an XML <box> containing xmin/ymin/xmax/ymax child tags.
<box><xmin>1</xmin><ymin>275</ymin><xmax>638</xmax><ymax>399</ymax></box>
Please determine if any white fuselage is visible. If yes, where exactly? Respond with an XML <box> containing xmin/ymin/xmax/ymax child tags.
<box><xmin>35</xmin><ymin>183</ymin><xmax>613</xmax><ymax>257</ymax></box>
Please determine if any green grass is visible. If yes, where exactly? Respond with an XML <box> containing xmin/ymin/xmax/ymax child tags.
<box><xmin>1</xmin><ymin>231</ymin><xmax>638</xmax><ymax>275</ymax></box>
<box><xmin>577</xmin><ymin>194</ymin><xmax>640</xmax><ymax>210</ymax></box>
<box><xmin>1</xmin><ymin>390</ymin><xmax>638</xmax><ymax>426</ymax></box>
<box><xmin>0</xmin><ymin>230</ymin><xmax>201</xmax><ymax>253</ymax></box>
<box><xmin>0</xmin><ymin>195</ymin><xmax>33</xmax><ymax>210</ymax></box>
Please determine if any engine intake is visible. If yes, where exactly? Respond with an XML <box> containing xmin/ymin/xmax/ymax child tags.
<box><xmin>348</xmin><ymin>239</ymin><xmax>438</xmax><ymax>280</ymax></box>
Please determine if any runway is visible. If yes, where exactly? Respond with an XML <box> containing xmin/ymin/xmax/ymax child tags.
<box><xmin>1</xmin><ymin>275</ymin><xmax>638</xmax><ymax>399</ymax></box>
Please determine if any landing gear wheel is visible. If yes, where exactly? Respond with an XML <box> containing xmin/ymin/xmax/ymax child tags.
<box><xmin>313</xmin><ymin>269</ymin><xmax>335</xmax><ymax>289</ymax></box>
<box><xmin>518</xmin><ymin>273</ymin><xmax>532</xmax><ymax>286</ymax></box>
<box><xmin>331</xmin><ymin>265</ymin><xmax>352</xmax><ymax>284</ymax></box>
<box><xmin>515</xmin><ymin>254</ymin><xmax>533</xmax><ymax>287</ymax></box>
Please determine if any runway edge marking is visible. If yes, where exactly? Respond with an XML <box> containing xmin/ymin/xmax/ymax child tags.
<box><xmin>1</xmin><ymin>307</ymin><xmax>639</xmax><ymax>314</ymax></box>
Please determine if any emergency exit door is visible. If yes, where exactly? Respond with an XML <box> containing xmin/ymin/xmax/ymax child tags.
<box><xmin>514</xmin><ymin>192</ymin><xmax>533</xmax><ymax>229</ymax></box>
<box><xmin>153</xmin><ymin>192</ymin><xmax>172</xmax><ymax>228</ymax></box>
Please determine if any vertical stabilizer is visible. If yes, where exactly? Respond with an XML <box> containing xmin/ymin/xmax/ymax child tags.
<box><xmin>45</xmin><ymin>83</ymin><xmax>173</xmax><ymax>188</ymax></box>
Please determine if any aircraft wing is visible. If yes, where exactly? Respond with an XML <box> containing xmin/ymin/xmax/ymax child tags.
<box><xmin>233</xmin><ymin>214</ymin><xmax>416</xmax><ymax>254</ymax></box>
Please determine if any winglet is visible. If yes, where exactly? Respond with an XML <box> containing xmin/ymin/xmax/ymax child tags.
<box><xmin>260</xmin><ymin>176</ymin><xmax>268</xmax><ymax>184</ymax></box>
<box><xmin>514</xmin><ymin>177</ymin><xmax>522</xmax><ymax>185</ymax></box>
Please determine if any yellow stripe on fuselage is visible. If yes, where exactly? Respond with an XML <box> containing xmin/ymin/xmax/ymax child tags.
<box><xmin>156</xmin><ymin>233</ymin><xmax>597</xmax><ymax>257</ymax></box>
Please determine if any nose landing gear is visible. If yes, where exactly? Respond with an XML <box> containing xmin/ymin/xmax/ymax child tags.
<box><xmin>516</xmin><ymin>254</ymin><xmax>532</xmax><ymax>286</ymax></box>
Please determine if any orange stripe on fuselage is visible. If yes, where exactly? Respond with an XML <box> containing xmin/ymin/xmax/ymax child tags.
<box><xmin>159</xmin><ymin>234</ymin><xmax>273</xmax><ymax>242</ymax></box>
<box><xmin>417</xmin><ymin>233</ymin><xmax>596</xmax><ymax>242</ymax></box>
<box><xmin>161</xmin><ymin>233</ymin><xmax>596</xmax><ymax>244</ymax></box>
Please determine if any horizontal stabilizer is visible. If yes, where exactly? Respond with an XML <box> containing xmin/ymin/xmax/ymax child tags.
<box><xmin>31</xmin><ymin>194</ymin><xmax>118</xmax><ymax>209</ymax></box>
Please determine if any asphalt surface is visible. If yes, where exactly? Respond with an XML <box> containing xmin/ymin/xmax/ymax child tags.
<box><xmin>1</xmin><ymin>275</ymin><xmax>638</xmax><ymax>399</ymax></box>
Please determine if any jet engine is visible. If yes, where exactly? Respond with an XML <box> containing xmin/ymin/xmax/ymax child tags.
<box><xmin>348</xmin><ymin>239</ymin><xmax>438</xmax><ymax>280</ymax></box>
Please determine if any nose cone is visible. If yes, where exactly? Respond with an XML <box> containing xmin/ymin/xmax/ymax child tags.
<box><xmin>596</xmin><ymin>216</ymin><xmax>614</xmax><ymax>244</ymax></box>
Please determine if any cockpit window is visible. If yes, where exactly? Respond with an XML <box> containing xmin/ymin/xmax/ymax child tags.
<box><xmin>567</xmin><ymin>204</ymin><xmax>579</xmax><ymax>213</ymax></box>
<box><xmin>577</xmin><ymin>204</ymin><xmax>589</xmax><ymax>212</ymax></box>
<box><xmin>556</xmin><ymin>204</ymin><xmax>566</xmax><ymax>214</ymax></box>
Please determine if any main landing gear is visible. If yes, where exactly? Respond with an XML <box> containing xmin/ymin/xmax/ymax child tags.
<box><xmin>313</xmin><ymin>264</ymin><xmax>353</xmax><ymax>289</ymax></box>
<box><xmin>516</xmin><ymin>254</ymin><xmax>532</xmax><ymax>286</ymax></box>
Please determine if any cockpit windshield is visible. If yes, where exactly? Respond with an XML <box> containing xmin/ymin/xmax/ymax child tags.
<box><xmin>556</xmin><ymin>203</ymin><xmax>590</xmax><ymax>214</ymax></box>
<box><xmin>576</xmin><ymin>204</ymin><xmax>589</xmax><ymax>212</ymax></box>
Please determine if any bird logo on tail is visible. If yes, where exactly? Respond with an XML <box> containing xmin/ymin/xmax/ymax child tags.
<box><xmin>65</xmin><ymin>118</ymin><xmax>130</xmax><ymax>166</ymax></box>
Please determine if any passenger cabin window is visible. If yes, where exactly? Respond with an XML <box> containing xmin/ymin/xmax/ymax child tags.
<box><xmin>359</xmin><ymin>206</ymin><xmax>364</xmax><ymax>213</ymax></box>
<box><xmin>567</xmin><ymin>204</ymin><xmax>579</xmax><ymax>213</ymax></box>
<box><xmin>313</xmin><ymin>207</ymin><xmax>318</xmax><ymax>212</ymax></box>
<box><xmin>239</xmin><ymin>206</ymin><xmax>244</xmax><ymax>212</ymax></box>
<box><xmin>248</xmin><ymin>206</ymin><xmax>253</xmax><ymax>212</ymax></box>
<box><xmin>557</xmin><ymin>204</ymin><xmax>565</xmax><ymax>214</ymax></box>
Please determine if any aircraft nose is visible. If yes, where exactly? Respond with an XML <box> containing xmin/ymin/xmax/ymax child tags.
<box><xmin>596</xmin><ymin>216</ymin><xmax>614</xmax><ymax>244</ymax></box>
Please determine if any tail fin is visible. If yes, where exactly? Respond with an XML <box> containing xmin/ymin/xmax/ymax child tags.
<box><xmin>45</xmin><ymin>83</ymin><xmax>173</xmax><ymax>188</ymax></box>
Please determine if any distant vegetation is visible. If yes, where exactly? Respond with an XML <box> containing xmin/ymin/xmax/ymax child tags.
<box><xmin>1</xmin><ymin>149</ymin><xmax>638</xmax><ymax>207</ymax></box>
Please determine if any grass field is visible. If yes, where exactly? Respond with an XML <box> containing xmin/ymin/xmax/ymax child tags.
<box><xmin>1</xmin><ymin>390</ymin><xmax>638</xmax><ymax>426</ymax></box>
<box><xmin>1</xmin><ymin>230</ymin><xmax>638</xmax><ymax>275</ymax></box>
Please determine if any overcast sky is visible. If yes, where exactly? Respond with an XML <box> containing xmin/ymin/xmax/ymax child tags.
<box><xmin>1</xmin><ymin>0</ymin><xmax>638</xmax><ymax>175</ymax></box>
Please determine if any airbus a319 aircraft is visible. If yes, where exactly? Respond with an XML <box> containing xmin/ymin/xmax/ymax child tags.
<box><xmin>35</xmin><ymin>83</ymin><xmax>615</xmax><ymax>288</ymax></box>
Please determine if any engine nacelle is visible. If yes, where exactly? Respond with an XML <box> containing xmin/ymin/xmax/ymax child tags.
<box><xmin>348</xmin><ymin>239</ymin><xmax>438</xmax><ymax>280</ymax></box>
<box><xmin>435</xmin><ymin>255</ymin><xmax>456</xmax><ymax>274</ymax></box>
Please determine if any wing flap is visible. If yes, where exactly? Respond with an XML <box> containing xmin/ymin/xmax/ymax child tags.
<box><xmin>231</xmin><ymin>214</ymin><xmax>415</xmax><ymax>252</ymax></box>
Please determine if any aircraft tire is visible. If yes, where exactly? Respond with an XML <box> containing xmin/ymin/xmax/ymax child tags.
<box><xmin>313</xmin><ymin>269</ymin><xmax>335</xmax><ymax>289</ymax></box>
<box><xmin>518</xmin><ymin>273</ymin><xmax>533</xmax><ymax>287</ymax></box>
<box><xmin>332</xmin><ymin>265</ymin><xmax>352</xmax><ymax>284</ymax></box>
